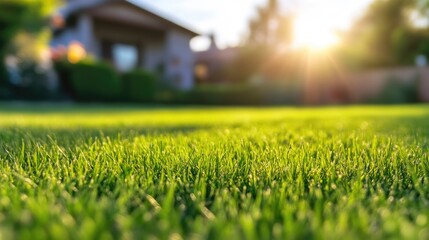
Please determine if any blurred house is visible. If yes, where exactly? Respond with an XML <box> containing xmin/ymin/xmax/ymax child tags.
<box><xmin>50</xmin><ymin>0</ymin><xmax>199</xmax><ymax>89</ymax></box>
<box><xmin>195</xmin><ymin>35</ymin><xmax>239</xmax><ymax>84</ymax></box>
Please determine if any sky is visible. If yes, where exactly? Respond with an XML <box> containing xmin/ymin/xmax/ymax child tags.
<box><xmin>135</xmin><ymin>0</ymin><xmax>374</xmax><ymax>51</ymax></box>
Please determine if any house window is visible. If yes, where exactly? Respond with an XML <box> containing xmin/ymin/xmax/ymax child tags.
<box><xmin>112</xmin><ymin>44</ymin><xmax>139</xmax><ymax>72</ymax></box>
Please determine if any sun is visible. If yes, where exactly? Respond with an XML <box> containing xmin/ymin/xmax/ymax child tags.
<box><xmin>293</xmin><ymin>14</ymin><xmax>339</xmax><ymax>50</ymax></box>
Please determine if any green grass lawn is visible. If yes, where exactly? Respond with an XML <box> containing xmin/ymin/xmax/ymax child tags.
<box><xmin>0</xmin><ymin>104</ymin><xmax>428</xmax><ymax>239</ymax></box>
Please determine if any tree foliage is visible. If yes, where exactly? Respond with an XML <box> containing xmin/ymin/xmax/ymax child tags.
<box><xmin>338</xmin><ymin>0</ymin><xmax>429</xmax><ymax>69</ymax></box>
<box><xmin>247</xmin><ymin>0</ymin><xmax>293</xmax><ymax>47</ymax></box>
<box><xmin>0</xmin><ymin>0</ymin><xmax>58</xmax><ymax>85</ymax></box>
<box><xmin>228</xmin><ymin>0</ymin><xmax>294</xmax><ymax>83</ymax></box>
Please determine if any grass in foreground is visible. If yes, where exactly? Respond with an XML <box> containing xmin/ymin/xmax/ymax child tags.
<box><xmin>0</xmin><ymin>104</ymin><xmax>428</xmax><ymax>240</ymax></box>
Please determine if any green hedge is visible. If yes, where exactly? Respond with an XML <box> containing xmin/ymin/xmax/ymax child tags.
<box><xmin>54</xmin><ymin>60</ymin><xmax>121</xmax><ymax>101</ymax></box>
<box><xmin>0</xmin><ymin>65</ymin><xmax>11</xmax><ymax>99</ymax></box>
<box><xmin>122</xmin><ymin>69</ymin><xmax>157</xmax><ymax>102</ymax></box>
<box><xmin>54</xmin><ymin>61</ymin><xmax>161</xmax><ymax>102</ymax></box>
<box><xmin>53</xmin><ymin>60</ymin><xmax>303</xmax><ymax>105</ymax></box>
<box><xmin>176</xmin><ymin>85</ymin><xmax>263</xmax><ymax>105</ymax></box>
<box><xmin>374</xmin><ymin>77</ymin><xmax>419</xmax><ymax>104</ymax></box>
<box><xmin>173</xmin><ymin>83</ymin><xmax>303</xmax><ymax>106</ymax></box>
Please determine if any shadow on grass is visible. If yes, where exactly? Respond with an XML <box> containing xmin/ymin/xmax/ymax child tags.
<box><xmin>0</xmin><ymin>103</ymin><xmax>238</xmax><ymax>115</ymax></box>
<box><xmin>0</xmin><ymin>124</ymin><xmax>209</xmax><ymax>150</ymax></box>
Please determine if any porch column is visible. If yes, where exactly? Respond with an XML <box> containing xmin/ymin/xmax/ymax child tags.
<box><xmin>77</xmin><ymin>14</ymin><xmax>97</xmax><ymax>56</ymax></box>
<box><xmin>164</xmin><ymin>30</ymin><xmax>195</xmax><ymax>90</ymax></box>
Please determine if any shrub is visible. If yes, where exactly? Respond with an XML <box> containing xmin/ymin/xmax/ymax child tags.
<box><xmin>178</xmin><ymin>84</ymin><xmax>263</xmax><ymax>105</ymax></box>
<box><xmin>173</xmin><ymin>81</ymin><xmax>305</xmax><ymax>106</ymax></box>
<box><xmin>122</xmin><ymin>69</ymin><xmax>157</xmax><ymax>102</ymax></box>
<box><xmin>0</xmin><ymin>65</ymin><xmax>11</xmax><ymax>100</ymax></box>
<box><xmin>53</xmin><ymin>60</ymin><xmax>74</xmax><ymax>98</ymax></box>
<box><xmin>258</xmin><ymin>82</ymin><xmax>302</xmax><ymax>105</ymax></box>
<box><xmin>57</xmin><ymin>61</ymin><xmax>121</xmax><ymax>101</ymax></box>
<box><xmin>375</xmin><ymin>76</ymin><xmax>419</xmax><ymax>104</ymax></box>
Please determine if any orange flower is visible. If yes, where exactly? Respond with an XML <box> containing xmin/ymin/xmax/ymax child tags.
<box><xmin>67</xmin><ymin>42</ymin><xmax>86</xmax><ymax>63</ymax></box>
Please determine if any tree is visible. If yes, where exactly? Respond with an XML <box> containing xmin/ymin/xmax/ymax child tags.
<box><xmin>247</xmin><ymin>0</ymin><xmax>293</xmax><ymax>47</ymax></box>
<box><xmin>338</xmin><ymin>0</ymin><xmax>429</xmax><ymax>69</ymax></box>
<box><xmin>0</xmin><ymin>2</ymin><xmax>28</xmax><ymax>85</ymax></box>
<box><xmin>0</xmin><ymin>0</ymin><xmax>58</xmax><ymax>97</ymax></box>
<box><xmin>227</xmin><ymin>0</ymin><xmax>295</xmax><ymax>83</ymax></box>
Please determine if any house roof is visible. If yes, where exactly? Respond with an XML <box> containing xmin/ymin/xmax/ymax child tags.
<box><xmin>60</xmin><ymin>0</ymin><xmax>199</xmax><ymax>37</ymax></box>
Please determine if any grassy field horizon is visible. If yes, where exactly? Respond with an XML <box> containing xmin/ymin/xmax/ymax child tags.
<box><xmin>0</xmin><ymin>104</ymin><xmax>428</xmax><ymax>239</ymax></box>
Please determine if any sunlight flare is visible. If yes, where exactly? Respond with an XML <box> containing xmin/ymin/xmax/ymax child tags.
<box><xmin>293</xmin><ymin>13</ymin><xmax>339</xmax><ymax>50</ymax></box>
